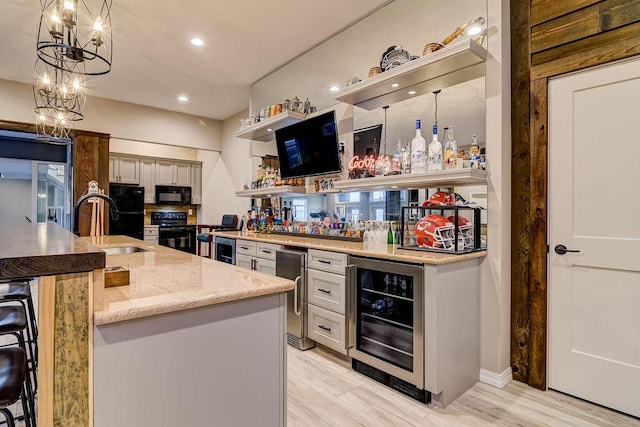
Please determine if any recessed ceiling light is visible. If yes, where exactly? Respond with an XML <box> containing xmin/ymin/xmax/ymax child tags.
<box><xmin>408</xmin><ymin>90</ymin><xmax>417</xmax><ymax>95</ymax></box>
<box><xmin>391</xmin><ymin>83</ymin><xmax>399</xmax><ymax>88</ymax></box>
<box><xmin>329</xmin><ymin>86</ymin><xmax>340</xmax><ymax>92</ymax></box>
<box><xmin>178</xmin><ymin>95</ymin><xmax>189</xmax><ymax>102</ymax></box>
<box><xmin>267</xmin><ymin>128</ymin><xmax>273</xmax><ymax>132</ymax></box>
<box><xmin>190</xmin><ymin>38</ymin><xmax>204</xmax><ymax>47</ymax></box>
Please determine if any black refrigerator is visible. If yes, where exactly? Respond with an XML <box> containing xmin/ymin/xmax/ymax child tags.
<box><xmin>109</xmin><ymin>184</ymin><xmax>145</xmax><ymax>240</ymax></box>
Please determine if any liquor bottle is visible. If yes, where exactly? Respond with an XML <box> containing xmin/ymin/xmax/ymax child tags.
<box><xmin>443</xmin><ymin>126</ymin><xmax>458</xmax><ymax>170</ymax></box>
<box><xmin>410</xmin><ymin>120</ymin><xmax>426</xmax><ymax>173</ymax></box>
<box><xmin>387</xmin><ymin>222</ymin><xmax>393</xmax><ymax>244</ymax></box>
<box><xmin>427</xmin><ymin>125</ymin><xmax>443</xmax><ymax>172</ymax></box>
<box><xmin>469</xmin><ymin>134</ymin><xmax>480</xmax><ymax>169</ymax></box>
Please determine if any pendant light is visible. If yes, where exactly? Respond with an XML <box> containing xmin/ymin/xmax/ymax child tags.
<box><xmin>36</xmin><ymin>0</ymin><xmax>113</xmax><ymax>76</ymax></box>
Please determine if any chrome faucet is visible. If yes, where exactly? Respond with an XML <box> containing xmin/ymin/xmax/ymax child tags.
<box><xmin>73</xmin><ymin>193</ymin><xmax>120</xmax><ymax>236</ymax></box>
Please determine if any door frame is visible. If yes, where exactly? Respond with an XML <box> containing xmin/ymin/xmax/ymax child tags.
<box><xmin>510</xmin><ymin>0</ymin><xmax>640</xmax><ymax>389</ymax></box>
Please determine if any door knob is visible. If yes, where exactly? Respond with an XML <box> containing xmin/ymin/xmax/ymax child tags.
<box><xmin>554</xmin><ymin>244</ymin><xmax>580</xmax><ymax>255</ymax></box>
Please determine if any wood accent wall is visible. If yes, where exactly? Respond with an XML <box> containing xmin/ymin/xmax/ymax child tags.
<box><xmin>73</xmin><ymin>131</ymin><xmax>110</xmax><ymax>236</ymax></box>
<box><xmin>510</xmin><ymin>0</ymin><xmax>640</xmax><ymax>389</ymax></box>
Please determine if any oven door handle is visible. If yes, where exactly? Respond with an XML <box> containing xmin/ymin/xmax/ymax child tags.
<box><xmin>346</xmin><ymin>264</ymin><xmax>356</xmax><ymax>351</ymax></box>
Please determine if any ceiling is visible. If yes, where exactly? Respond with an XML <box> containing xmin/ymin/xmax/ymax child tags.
<box><xmin>0</xmin><ymin>0</ymin><xmax>391</xmax><ymax>121</ymax></box>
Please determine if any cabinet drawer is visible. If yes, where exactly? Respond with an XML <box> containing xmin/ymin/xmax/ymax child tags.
<box><xmin>143</xmin><ymin>227</ymin><xmax>158</xmax><ymax>237</ymax></box>
<box><xmin>143</xmin><ymin>236</ymin><xmax>158</xmax><ymax>244</ymax></box>
<box><xmin>308</xmin><ymin>249</ymin><xmax>347</xmax><ymax>275</ymax></box>
<box><xmin>236</xmin><ymin>240</ymin><xmax>256</xmax><ymax>256</ymax></box>
<box><xmin>307</xmin><ymin>305</ymin><xmax>346</xmax><ymax>354</ymax></box>
<box><xmin>256</xmin><ymin>242</ymin><xmax>280</xmax><ymax>261</ymax></box>
<box><xmin>255</xmin><ymin>258</ymin><xmax>276</xmax><ymax>276</ymax></box>
<box><xmin>307</xmin><ymin>269</ymin><xmax>345</xmax><ymax>314</ymax></box>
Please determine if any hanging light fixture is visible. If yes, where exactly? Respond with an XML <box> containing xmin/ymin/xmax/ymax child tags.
<box><xmin>37</xmin><ymin>0</ymin><xmax>113</xmax><ymax>75</ymax></box>
<box><xmin>33</xmin><ymin>57</ymin><xmax>86</xmax><ymax>144</ymax></box>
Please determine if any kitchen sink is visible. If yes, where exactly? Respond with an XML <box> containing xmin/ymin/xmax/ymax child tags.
<box><xmin>102</xmin><ymin>246</ymin><xmax>150</xmax><ymax>255</ymax></box>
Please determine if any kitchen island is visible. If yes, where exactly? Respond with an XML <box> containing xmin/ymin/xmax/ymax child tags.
<box><xmin>0</xmin><ymin>225</ymin><xmax>293</xmax><ymax>427</ymax></box>
<box><xmin>89</xmin><ymin>236</ymin><xmax>293</xmax><ymax>427</ymax></box>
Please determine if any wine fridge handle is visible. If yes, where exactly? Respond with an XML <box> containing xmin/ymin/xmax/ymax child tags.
<box><xmin>346</xmin><ymin>264</ymin><xmax>356</xmax><ymax>350</ymax></box>
<box><xmin>293</xmin><ymin>275</ymin><xmax>302</xmax><ymax>316</ymax></box>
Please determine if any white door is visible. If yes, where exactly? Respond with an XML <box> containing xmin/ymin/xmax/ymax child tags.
<box><xmin>549</xmin><ymin>57</ymin><xmax>640</xmax><ymax>417</ymax></box>
<box><xmin>108</xmin><ymin>155</ymin><xmax>118</xmax><ymax>182</ymax></box>
<box><xmin>155</xmin><ymin>161</ymin><xmax>174</xmax><ymax>186</ymax></box>
<box><xmin>139</xmin><ymin>159</ymin><xmax>156</xmax><ymax>203</ymax></box>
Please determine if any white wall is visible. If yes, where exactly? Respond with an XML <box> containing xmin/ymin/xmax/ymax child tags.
<box><xmin>482</xmin><ymin>0</ymin><xmax>511</xmax><ymax>379</ymax></box>
<box><xmin>0</xmin><ymin>178</ymin><xmax>31</xmax><ymax>226</ymax></box>
<box><xmin>0</xmin><ymin>79</ymin><xmax>222</xmax><ymax>151</ymax></box>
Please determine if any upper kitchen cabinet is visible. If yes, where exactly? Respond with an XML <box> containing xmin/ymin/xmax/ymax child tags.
<box><xmin>155</xmin><ymin>160</ymin><xmax>191</xmax><ymax>187</ymax></box>
<box><xmin>109</xmin><ymin>155</ymin><xmax>140</xmax><ymax>184</ymax></box>
<box><xmin>190</xmin><ymin>163</ymin><xmax>202</xmax><ymax>204</ymax></box>
<box><xmin>139</xmin><ymin>159</ymin><xmax>156</xmax><ymax>203</ymax></box>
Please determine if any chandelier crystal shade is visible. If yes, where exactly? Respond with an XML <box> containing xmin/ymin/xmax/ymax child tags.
<box><xmin>37</xmin><ymin>0</ymin><xmax>113</xmax><ymax>76</ymax></box>
<box><xmin>33</xmin><ymin>57</ymin><xmax>86</xmax><ymax>144</ymax></box>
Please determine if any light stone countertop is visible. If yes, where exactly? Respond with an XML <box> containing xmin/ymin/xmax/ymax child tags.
<box><xmin>85</xmin><ymin>236</ymin><xmax>294</xmax><ymax>326</ymax></box>
<box><xmin>213</xmin><ymin>231</ymin><xmax>486</xmax><ymax>265</ymax></box>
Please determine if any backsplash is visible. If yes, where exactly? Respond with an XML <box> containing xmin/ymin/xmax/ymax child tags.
<box><xmin>144</xmin><ymin>204</ymin><xmax>198</xmax><ymax>225</ymax></box>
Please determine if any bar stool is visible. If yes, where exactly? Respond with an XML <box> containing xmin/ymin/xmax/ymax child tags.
<box><xmin>0</xmin><ymin>306</ymin><xmax>37</xmax><ymax>423</ymax></box>
<box><xmin>196</xmin><ymin>225</ymin><xmax>214</xmax><ymax>258</ymax></box>
<box><xmin>0</xmin><ymin>347</ymin><xmax>32</xmax><ymax>427</ymax></box>
<box><xmin>0</xmin><ymin>281</ymin><xmax>38</xmax><ymax>365</ymax></box>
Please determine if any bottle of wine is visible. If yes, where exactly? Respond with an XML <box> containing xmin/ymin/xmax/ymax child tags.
<box><xmin>410</xmin><ymin>120</ymin><xmax>426</xmax><ymax>173</ymax></box>
<box><xmin>443</xmin><ymin>126</ymin><xmax>458</xmax><ymax>170</ymax></box>
<box><xmin>427</xmin><ymin>125</ymin><xmax>443</xmax><ymax>172</ymax></box>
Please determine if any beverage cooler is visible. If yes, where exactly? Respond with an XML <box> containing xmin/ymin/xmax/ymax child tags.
<box><xmin>348</xmin><ymin>256</ymin><xmax>427</xmax><ymax>402</ymax></box>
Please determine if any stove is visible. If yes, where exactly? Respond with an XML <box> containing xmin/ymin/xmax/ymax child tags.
<box><xmin>151</xmin><ymin>212</ymin><xmax>196</xmax><ymax>254</ymax></box>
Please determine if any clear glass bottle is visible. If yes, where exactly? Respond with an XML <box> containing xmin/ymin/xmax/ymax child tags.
<box><xmin>427</xmin><ymin>125</ymin><xmax>443</xmax><ymax>172</ymax></box>
<box><xmin>402</xmin><ymin>139</ymin><xmax>412</xmax><ymax>174</ymax></box>
<box><xmin>443</xmin><ymin>126</ymin><xmax>458</xmax><ymax>170</ymax></box>
<box><xmin>410</xmin><ymin>119</ymin><xmax>426</xmax><ymax>173</ymax></box>
<box><xmin>393</xmin><ymin>138</ymin><xmax>402</xmax><ymax>174</ymax></box>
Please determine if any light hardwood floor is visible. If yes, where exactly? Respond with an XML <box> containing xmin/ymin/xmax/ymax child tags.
<box><xmin>288</xmin><ymin>346</ymin><xmax>640</xmax><ymax>427</ymax></box>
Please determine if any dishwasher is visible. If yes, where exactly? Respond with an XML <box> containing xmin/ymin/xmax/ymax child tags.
<box><xmin>276</xmin><ymin>249</ymin><xmax>316</xmax><ymax>350</ymax></box>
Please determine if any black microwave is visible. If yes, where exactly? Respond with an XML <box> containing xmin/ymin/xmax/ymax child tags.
<box><xmin>155</xmin><ymin>185</ymin><xmax>192</xmax><ymax>205</ymax></box>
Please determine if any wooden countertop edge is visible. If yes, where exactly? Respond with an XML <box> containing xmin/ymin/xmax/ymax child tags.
<box><xmin>93</xmin><ymin>282</ymin><xmax>294</xmax><ymax>326</ymax></box>
<box><xmin>0</xmin><ymin>252</ymin><xmax>105</xmax><ymax>280</ymax></box>
<box><xmin>212</xmin><ymin>231</ymin><xmax>487</xmax><ymax>265</ymax></box>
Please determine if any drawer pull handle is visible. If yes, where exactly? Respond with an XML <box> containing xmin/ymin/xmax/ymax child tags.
<box><xmin>318</xmin><ymin>260</ymin><xmax>331</xmax><ymax>264</ymax></box>
<box><xmin>261</xmin><ymin>250</ymin><xmax>272</xmax><ymax>254</ymax></box>
<box><xmin>240</xmin><ymin>246</ymin><xmax>249</xmax><ymax>250</ymax></box>
<box><xmin>318</xmin><ymin>325</ymin><xmax>332</xmax><ymax>332</ymax></box>
<box><xmin>318</xmin><ymin>288</ymin><xmax>332</xmax><ymax>294</ymax></box>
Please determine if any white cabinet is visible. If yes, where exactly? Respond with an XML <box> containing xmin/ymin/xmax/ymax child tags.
<box><xmin>235</xmin><ymin>240</ymin><xmax>280</xmax><ymax>276</ymax></box>
<box><xmin>190</xmin><ymin>163</ymin><xmax>202</xmax><ymax>205</ymax></box>
<box><xmin>109</xmin><ymin>155</ymin><xmax>140</xmax><ymax>184</ymax></box>
<box><xmin>306</xmin><ymin>249</ymin><xmax>348</xmax><ymax>354</ymax></box>
<box><xmin>143</xmin><ymin>226</ymin><xmax>158</xmax><ymax>244</ymax></box>
<box><xmin>139</xmin><ymin>159</ymin><xmax>156</xmax><ymax>203</ymax></box>
<box><xmin>155</xmin><ymin>160</ymin><xmax>191</xmax><ymax>187</ymax></box>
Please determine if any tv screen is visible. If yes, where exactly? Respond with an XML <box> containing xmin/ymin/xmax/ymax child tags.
<box><xmin>275</xmin><ymin>111</ymin><xmax>341</xmax><ymax>179</ymax></box>
<box><xmin>353</xmin><ymin>124</ymin><xmax>382</xmax><ymax>157</ymax></box>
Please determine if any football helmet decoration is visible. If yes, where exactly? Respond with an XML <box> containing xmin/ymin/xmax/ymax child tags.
<box><xmin>414</xmin><ymin>214</ymin><xmax>455</xmax><ymax>250</ymax></box>
<box><xmin>422</xmin><ymin>191</ymin><xmax>454</xmax><ymax>206</ymax></box>
<box><xmin>447</xmin><ymin>215</ymin><xmax>475</xmax><ymax>249</ymax></box>
<box><xmin>380</xmin><ymin>45</ymin><xmax>411</xmax><ymax>71</ymax></box>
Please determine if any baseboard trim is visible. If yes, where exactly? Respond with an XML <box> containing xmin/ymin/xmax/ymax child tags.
<box><xmin>479</xmin><ymin>367</ymin><xmax>513</xmax><ymax>388</ymax></box>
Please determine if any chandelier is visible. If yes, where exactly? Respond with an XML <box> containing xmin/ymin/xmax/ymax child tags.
<box><xmin>36</xmin><ymin>0</ymin><xmax>113</xmax><ymax>76</ymax></box>
<box><xmin>33</xmin><ymin>57</ymin><xmax>86</xmax><ymax>144</ymax></box>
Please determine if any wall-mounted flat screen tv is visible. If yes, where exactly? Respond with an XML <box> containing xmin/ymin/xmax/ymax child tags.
<box><xmin>275</xmin><ymin>110</ymin><xmax>341</xmax><ymax>179</ymax></box>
